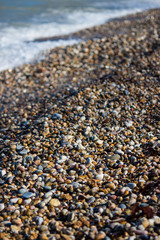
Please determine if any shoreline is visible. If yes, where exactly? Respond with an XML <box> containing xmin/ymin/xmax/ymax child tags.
<box><xmin>0</xmin><ymin>8</ymin><xmax>160</xmax><ymax>109</ymax></box>
<box><xmin>32</xmin><ymin>8</ymin><xmax>159</xmax><ymax>43</ymax></box>
<box><xmin>0</xmin><ymin>8</ymin><xmax>160</xmax><ymax>240</ymax></box>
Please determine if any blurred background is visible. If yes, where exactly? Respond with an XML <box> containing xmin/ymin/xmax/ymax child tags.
<box><xmin>0</xmin><ymin>0</ymin><xmax>159</xmax><ymax>71</ymax></box>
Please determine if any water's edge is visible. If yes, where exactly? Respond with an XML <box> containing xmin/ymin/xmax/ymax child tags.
<box><xmin>1</xmin><ymin>7</ymin><xmax>160</xmax><ymax>72</ymax></box>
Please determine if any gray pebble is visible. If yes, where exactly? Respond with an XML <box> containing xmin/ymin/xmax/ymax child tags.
<box><xmin>127</xmin><ymin>183</ymin><xmax>137</xmax><ymax>189</ymax></box>
<box><xmin>18</xmin><ymin>188</ymin><xmax>28</xmax><ymax>195</ymax></box>
<box><xmin>19</xmin><ymin>149</ymin><xmax>29</xmax><ymax>155</ymax></box>
<box><xmin>119</xmin><ymin>204</ymin><xmax>127</xmax><ymax>209</ymax></box>
<box><xmin>16</xmin><ymin>145</ymin><xmax>24</xmax><ymax>151</ymax></box>
<box><xmin>53</xmin><ymin>113</ymin><xmax>62</xmax><ymax>119</ymax></box>
<box><xmin>22</xmin><ymin>192</ymin><xmax>35</xmax><ymax>199</ymax></box>
<box><xmin>43</xmin><ymin>191</ymin><xmax>53</xmax><ymax>199</ymax></box>
<box><xmin>109</xmin><ymin>154</ymin><xmax>120</xmax><ymax>161</ymax></box>
<box><xmin>71</xmin><ymin>182</ymin><xmax>80</xmax><ymax>189</ymax></box>
<box><xmin>25</xmin><ymin>155</ymin><xmax>34</xmax><ymax>161</ymax></box>
<box><xmin>9</xmin><ymin>198</ymin><xmax>20</xmax><ymax>204</ymax></box>
<box><xmin>36</xmin><ymin>217</ymin><xmax>43</xmax><ymax>225</ymax></box>
<box><xmin>87</xmin><ymin>197</ymin><xmax>96</xmax><ymax>204</ymax></box>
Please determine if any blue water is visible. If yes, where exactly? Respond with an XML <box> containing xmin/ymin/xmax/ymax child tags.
<box><xmin>0</xmin><ymin>0</ymin><xmax>159</xmax><ymax>71</ymax></box>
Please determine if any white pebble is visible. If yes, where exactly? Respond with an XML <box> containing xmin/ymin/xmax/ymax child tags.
<box><xmin>0</xmin><ymin>203</ymin><xmax>4</xmax><ymax>211</ymax></box>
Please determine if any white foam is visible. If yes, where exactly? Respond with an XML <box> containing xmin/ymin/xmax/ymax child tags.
<box><xmin>0</xmin><ymin>39</ymin><xmax>78</xmax><ymax>71</ymax></box>
<box><xmin>0</xmin><ymin>6</ymin><xmax>158</xmax><ymax>71</ymax></box>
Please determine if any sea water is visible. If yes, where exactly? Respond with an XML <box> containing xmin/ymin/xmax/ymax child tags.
<box><xmin>0</xmin><ymin>0</ymin><xmax>159</xmax><ymax>71</ymax></box>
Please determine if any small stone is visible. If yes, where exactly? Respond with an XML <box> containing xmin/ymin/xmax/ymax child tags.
<box><xmin>19</xmin><ymin>149</ymin><xmax>29</xmax><ymax>155</ymax></box>
<box><xmin>37</xmin><ymin>217</ymin><xmax>43</xmax><ymax>225</ymax></box>
<box><xmin>127</xmin><ymin>183</ymin><xmax>137</xmax><ymax>189</ymax></box>
<box><xmin>11</xmin><ymin>225</ymin><xmax>21</xmax><ymax>233</ymax></box>
<box><xmin>53</xmin><ymin>113</ymin><xmax>62</xmax><ymax>119</ymax></box>
<box><xmin>106</xmin><ymin>183</ymin><xmax>116</xmax><ymax>189</ymax></box>
<box><xmin>25</xmin><ymin>155</ymin><xmax>34</xmax><ymax>162</ymax></box>
<box><xmin>95</xmin><ymin>231</ymin><xmax>106</xmax><ymax>240</ymax></box>
<box><xmin>23</xmin><ymin>199</ymin><xmax>32</xmax><ymax>205</ymax></box>
<box><xmin>129</xmin><ymin>198</ymin><xmax>136</xmax><ymax>205</ymax></box>
<box><xmin>119</xmin><ymin>204</ymin><xmax>127</xmax><ymax>209</ymax></box>
<box><xmin>142</xmin><ymin>219</ymin><xmax>150</xmax><ymax>228</ymax></box>
<box><xmin>109</xmin><ymin>154</ymin><xmax>120</xmax><ymax>161</ymax></box>
<box><xmin>61</xmin><ymin>234</ymin><xmax>74</xmax><ymax>240</ymax></box>
<box><xmin>59</xmin><ymin>155</ymin><xmax>68</xmax><ymax>161</ymax></box>
<box><xmin>71</xmin><ymin>182</ymin><xmax>80</xmax><ymax>189</ymax></box>
<box><xmin>39</xmin><ymin>233</ymin><xmax>49</xmax><ymax>240</ymax></box>
<box><xmin>115</xmin><ymin>149</ymin><xmax>124</xmax><ymax>155</ymax></box>
<box><xmin>0</xmin><ymin>203</ymin><xmax>4</xmax><ymax>211</ymax></box>
<box><xmin>0</xmin><ymin>169</ymin><xmax>6</xmax><ymax>177</ymax></box>
<box><xmin>96</xmin><ymin>173</ymin><xmax>104</xmax><ymax>180</ymax></box>
<box><xmin>16</xmin><ymin>145</ymin><xmax>24</xmax><ymax>151</ymax></box>
<box><xmin>125</xmin><ymin>120</ymin><xmax>133</xmax><ymax>127</ymax></box>
<box><xmin>12</xmin><ymin>218</ymin><xmax>22</xmax><ymax>226</ymax></box>
<box><xmin>18</xmin><ymin>188</ymin><xmax>28</xmax><ymax>195</ymax></box>
<box><xmin>22</xmin><ymin>192</ymin><xmax>35</xmax><ymax>199</ymax></box>
<box><xmin>9</xmin><ymin>198</ymin><xmax>20</xmax><ymax>204</ymax></box>
<box><xmin>49</xmin><ymin>199</ymin><xmax>60</xmax><ymax>207</ymax></box>
<box><xmin>67</xmin><ymin>212</ymin><xmax>75</xmax><ymax>222</ymax></box>
<box><xmin>44</xmin><ymin>191</ymin><xmax>53</xmax><ymax>199</ymax></box>
<box><xmin>96</xmin><ymin>139</ymin><xmax>103</xmax><ymax>145</ymax></box>
<box><xmin>85</xmin><ymin>126</ymin><xmax>91</xmax><ymax>135</ymax></box>
<box><xmin>87</xmin><ymin>197</ymin><xmax>96</xmax><ymax>204</ymax></box>
<box><xmin>154</xmin><ymin>217</ymin><xmax>160</xmax><ymax>225</ymax></box>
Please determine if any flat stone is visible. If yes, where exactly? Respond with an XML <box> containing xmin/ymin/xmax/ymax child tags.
<box><xmin>18</xmin><ymin>188</ymin><xmax>28</xmax><ymax>195</ymax></box>
<box><xmin>109</xmin><ymin>154</ymin><xmax>120</xmax><ymax>161</ymax></box>
<box><xmin>22</xmin><ymin>192</ymin><xmax>35</xmax><ymax>199</ymax></box>
<box><xmin>9</xmin><ymin>198</ymin><xmax>20</xmax><ymax>204</ymax></box>
<box><xmin>19</xmin><ymin>149</ymin><xmax>29</xmax><ymax>155</ymax></box>
<box><xmin>43</xmin><ymin>191</ymin><xmax>53</xmax><ymax>199</ymax></box>
<box><xmin>127</xmin><ymin>183</ymin><xmax>137</xmax><ymax>189</ymax></box>
<box><xmin>49</xmin><ymin>198</ymin><xmax>60</xmax><ymax>207</ymax></box>
<box><xmin>53</xmin><ymin>113</ymin><xmax>62</xmax><ymax>119</ymax></box>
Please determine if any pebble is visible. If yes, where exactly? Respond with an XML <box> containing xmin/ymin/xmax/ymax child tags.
<box><xmin>67</xmin><ymin>212</ymin><xmax>75</xmax><ymax>222</ymax></box>
<box><xmin>19</xmin><ymin>149</ymin><xmax>29</xmax><ymax>155</ymax></box>
<box><xmin>16</xmin><ymin>145</ymin><xmax>24</xmax><ymax>151</ymax></box>
<box><xmin>108</xmin><ymin>154</ymin><xmax>120</xmax><ymax>161</ymax></box>
<box><xmin>22</xmin><ymin>192</ymin><xmax>35</xmax><ymax>199</ymax></box>
<box><xmin>52</xmin><ymin>113</ymin><xmax>62</xmax><ymax>119</ymax></box>
<box><xmin>43</xmin><ymin>191</ymin><xmax>53</xmax><ymax>199</ymax></box>
<box><xmin>49</xmin><ymin>199</ymin><xmax>60</xmax><ymax>207</ymax></box>
<box><xmin>11</xmin><ymin>225</ymin><xmax>21</xmax><ymax>233</ymax></box>
<box><xmin>87</xmin><ymin>197</ymin><xmax>96</xmax><ymax>204</ymax></box>
<box><xmin>0</xmin><ymin>203</ymin><xmax>4</xmax><ymax>211</ymax></box>
<box><xmin>127</xmin><ymin>183</ymin><xmax>137</xmax><ymax>189</ymax></box>
<box><xmin>9</xmin><ymin>198</ymin><xmax>20</xmax><ymax>204</ymax></box>
<box><xmin>0</xmin><ymin>8</ymin><xmax>159</xmax><ymax>240</ymax></box>
<box><xmin>125</xmin><ymin>120</ymin><xmax>133</xmax><ymax>127</ymax></box>
<box><xmin>18</xmin><ymin>188</ymin><xmax>28</xmax><ymax>195</ymax></box>
<box><xmin>0</xmin><ymin>169</ymin><xmax>6</xmax><ymax>177</ymax></box>
<box><xmin>37</xmin><ymin>217</ymin><xmax>44</xmax><ymax>225</ymax></box>
<box><xmin>95</xmin><ymin>169</ymin><xmax>104</xmax><ymax>180</ymax></box>
<box><xmin>95</xmin><ymin>231</ymin><xmax>106</xmax><ymax>240</ymax></box>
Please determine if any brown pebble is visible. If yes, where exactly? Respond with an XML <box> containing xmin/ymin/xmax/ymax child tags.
<box><xmin>95</xmin><ymin>231</ymin><xmax>106</xmax><ymax>240</ymax></box>
<box><xmin>49</xmin><ymin>198</ymin><xmax>61</xmax><ymax>207</ymax></box>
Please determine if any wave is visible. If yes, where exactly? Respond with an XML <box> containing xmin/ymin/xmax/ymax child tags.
<box><xmin>0</xmin><ymin>7</ymin><xmax>157</xmax><ymax>71</ymax></box>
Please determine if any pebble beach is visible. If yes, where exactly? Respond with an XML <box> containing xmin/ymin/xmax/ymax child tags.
<box><xmin>0</xmin><ymin>8</ymin><xmax>160</xmax><ymax>240</ymax></box>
